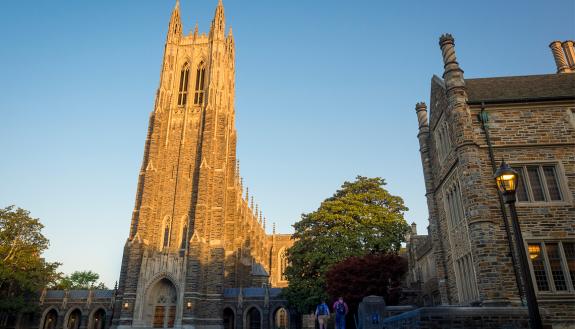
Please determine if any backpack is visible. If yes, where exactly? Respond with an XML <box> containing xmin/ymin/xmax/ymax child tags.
<box><xmin>318</xmin><ymin>303</ymin><xmax>328</xmax><ymax>315</ymax></box>
<box><xmin>335</xmin><ymin>302</ymin><xmax>346</xmax><ymax>315</ymax></box>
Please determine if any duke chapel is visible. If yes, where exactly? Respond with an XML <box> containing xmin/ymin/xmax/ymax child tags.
<box><xmin>112</xmin><ymin>1</ymin><xmax>293</xmax><ymax>328</ymax></box>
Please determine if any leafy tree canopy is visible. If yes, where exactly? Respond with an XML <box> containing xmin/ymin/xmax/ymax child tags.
<box><xmin>54</xmin><ymin>270</ymin><xmax>108</xmax><ymax>290</ymax></box>
<box><xmin>0</xmin><ymin>206</ymin><xmax>60</xmax><ymax>314</ymax></box>
<box><xmin>284</xmin><ymin>176</ymin><xmax>410</xmax><ymax>313</ymax></box>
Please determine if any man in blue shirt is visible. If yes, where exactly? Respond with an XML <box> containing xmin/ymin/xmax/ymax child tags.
<box><xmin>315</xmin><ymin>300</ymin><xmax>330</xmax><ymax>329</ymax></box>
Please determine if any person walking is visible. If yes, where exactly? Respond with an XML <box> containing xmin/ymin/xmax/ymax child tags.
<box><xmin>315</xmin><ymin>300</ymin><xmax>330</xmax><ymax>329</ymax></box>
<box><xmin>333</xmin><ymin>297</ymin><xmax>348</xmax><ymax>329</ymax></box>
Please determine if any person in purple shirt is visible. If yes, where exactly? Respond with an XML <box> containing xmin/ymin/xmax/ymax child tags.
<box><xmin>332</xmin><ymin>297</ymin><xmax>349</xmax><ymax>329</ymax></box>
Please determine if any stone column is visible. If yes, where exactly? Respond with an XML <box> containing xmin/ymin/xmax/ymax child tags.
<box><xmin>415</xmin><ymin>101</ymin><xmax>451</xmax><ymax>305</ymax></box>
<box><xmin>561</xmin><ymin>40</ymin><xmax>575</xmax><ymax>70</ymax></box>
<box><xmin>79</xmin><ymin>314</ymin><xmax>89</xmax><ymax>329</ymax></box>
<box><xmin>549</xmin><ymin>41</ymin><xmax>572</xmax><ymax>73</ymax></box>
<box><xmin>439</xmin><ymin>34</ymin><xmax>515</xmax><ymax>306</ymax></box>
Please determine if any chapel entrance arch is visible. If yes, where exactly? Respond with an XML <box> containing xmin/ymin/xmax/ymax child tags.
<box><xmin>144</xmin><ymin>278</ymin><xmax>177</xmax><ymax>328</ymax></box>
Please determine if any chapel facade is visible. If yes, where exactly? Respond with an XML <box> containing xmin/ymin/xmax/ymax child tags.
<box><xmin>108</xmin><ymin>1</ymin><xmax>293</xmax><ymax>328</ymax></box>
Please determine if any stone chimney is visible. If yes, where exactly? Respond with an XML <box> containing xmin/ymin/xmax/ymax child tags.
<box><xmin>561</xmin><ymin>41</ymin><xmax>575</xmax><ymax>71</ymax></box>
<box><xmin>549</xmin><ymin>40</ymin><xmax>574</xmax><ymax>73</ymax></box>
<box><xmin>411</xmin><ymin>222</ymin><xmax>417</xmax><ymax>235</ymax></box>
<box><xmin>415</xmin><ymin>102</ymin><xmax>428</xmax><ymax>130</ymax></box>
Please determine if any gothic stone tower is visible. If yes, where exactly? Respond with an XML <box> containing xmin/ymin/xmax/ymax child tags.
<box><xmin>112</xmin><ymin>2</ymin><xmax>291</xmax><ymax>329</ymax></box>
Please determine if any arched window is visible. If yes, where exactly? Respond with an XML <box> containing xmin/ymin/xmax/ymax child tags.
<box><xmin>67</xmin><ymin>309</ymin><xmax>82</xmax><ymax>329</ymax></box>
<box><xmin>90</xmin><ymin>309</ymin><xmax>106</xmax><ymax>329</ymax></box>
<box><xmin>246</xmin><ymin>307</ymin><xmax>261</xmax><ymax>329</ymax></box>
<box><xmin>43</xmin><ymin>309</ymin><xmax>58</xmax><ymax>329</ymax></box>
<box><xmin>434</xmin><ymin>120</ymin><xmax>452</xmax><ymax>162</ymax></box>
<box><xmin>177</xmin><ymin>64</ymin><xmax>190</xmax><ymax>106</ymax></box>
<box><xmin>180</xmin><ymin>225</ymin><xmax>188</xmax><ymax>249</ymax></box>
<box><xmin>163</xmin><ymin>225</ymin><xmax>170</xmax><ymax>248</ymax></box>
<box><xmin>274</xmin><ymin>308</ymin><xmax>289</xmax><ymax>329</ymax></box>
<box><xmin>194</xmin><ymin>63</ymin><xmax>206</xmax><ymax>105</ymax></box>
<box><xmin>279</xmin><ymin>249</ymin><xmax>288</xmax><ymax>281</ymax></box>
<box><xmin>223</xmin><ymin>308</ymin><xmax>235</xmax><ymax>329</ymax></box>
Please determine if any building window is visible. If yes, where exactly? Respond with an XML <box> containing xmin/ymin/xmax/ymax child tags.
<box><xmin>434</xmin><ymin>120</ymin><xmax>452</xmax><ymax>162</ymax></box>
<box><xmin>455</xmin><ymin>254</ymin><xmax>477</xmax><ymax>303</ymax></box>
<box><xmin>163</xmin><ymin>225</ymin><xmax>170</xmax><ymax>249</ymax></box>
<box><xmin>275</xmin><ymin>308</ymin><xmax>288</xmax><ymax>329</ymax></box>
<box><xmin>180</xmin><ymin>225</ymin><xmax>187</xmax><ymax>249</ymax></box>
<box><xmin>194</xmin><ymin>63</ymin><xmax>206</xmax><ymax>105</ymax></box>
<box><xmin>177</xmin><ymin>64</ymin><xmax>190</xmax><ymax>106</ymax></box>
<box><xmin>279</xmin><ymin>249</ymin><xmax>288</xmax><ymax>281</ymax></box>
<box><xmin>442</xmin><ymin>173</ymin><xmax>479</xmax><ymax>304</ymax></box>
<box><xmin>528</xmin><ymin>241</ymin><xmax>575</xmax><ymax>293</ymax></box>
<box><xmin>512</xmin><ymin>164</ymin><xmax>564</xmax><ymax>203</ymax></box>
<box><xmin>444</xmin><ymin>181</ymin><xmax>465</xmax><ymax>228</ymax></box>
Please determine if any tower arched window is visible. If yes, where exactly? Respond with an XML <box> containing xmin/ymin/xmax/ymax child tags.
<box><xmin>194</xmin><ymin>63</ymin><xmax>206</xmax><ymax>105</ymax></box>
<box><xmin>163</xmin><ymin>225</ymin><xmax>170</xmax><ymax>248</ymax></box>
<box><xmin>181</xmin><ymin>225</ymin><xmax>188</xmax><ymax>249</ymax></box>
<box><xmin>177</xmin><ymin>64</ymin><xmax>190</xmax><ymax>106</ymax></box>
<box><xmin>279</xmin><ymin>249</ymin><xmax>288</xmax><ymax>281</ymax></box>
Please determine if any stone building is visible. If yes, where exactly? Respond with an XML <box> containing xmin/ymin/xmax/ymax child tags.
<box><xmin>11</xmin><ymin>3</ymin><xmax>293</xmax><ymax>329</ymax></box>
<box><xmin>109</xmin><ymin>1</ymin><xmax>294</xmax><ymax>328</ymax></box>
<box><xmin>35</xmin><ymin>290</ymin><xmax>115</xmax><ymax>329</ymax></box>
<box><xmin>402</xmin><ymin>35</ymin><xmax>575</xmax><ymax>328</ymax></box>
<box><xmin>404</xmin><ymin>223</ymin><xmax>440</xmax><ymax>307</ymax></box>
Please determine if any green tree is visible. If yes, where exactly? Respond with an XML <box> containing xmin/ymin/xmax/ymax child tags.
<box><xmin>284</xmin><ymin>176</ymin><xmax>409</xmax><ymax>313</ymax></box>
<box><xmin>0</xmin><ymin>206</ymin><xmax>60</xmax><ymax>315</ymax></box>
<box><xmin>54</xmin><ymin>271</ymin><xmax>108</xmax><ymax>290</ymax></box>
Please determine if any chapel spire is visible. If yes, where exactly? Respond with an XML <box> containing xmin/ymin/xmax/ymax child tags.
<box><xmin>210</xmin><ymin>0</ymin><xmax>225</xmax><ymax>40</ymax></box>
<box><xmin>167</xmin><ymin>0</ymin><xmax>182</xmax><ymax>43</ymax></box>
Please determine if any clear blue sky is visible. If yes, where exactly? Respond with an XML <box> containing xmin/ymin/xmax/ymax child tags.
<box><xmin>0</xmin><ymin>0</ymin><xmax>573</xmax><ymax>287</ymax></box>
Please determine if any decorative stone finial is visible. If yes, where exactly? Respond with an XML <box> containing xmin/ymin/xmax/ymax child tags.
<box><xmin>439</xmin><ymin>33</ymin><xmax>454</xmax><ymax>45</ymax></box>
<box><xmin>439</xmin><ymin>33</ymin><xmax>458</xmax><ymax>68</ymax></box>
<box><xmin>438</xmin><ymin>33</ymin><xmax>466</xmax><ymax>97</ymax></box>
<box><xmin>415</xmin><ymin>102</ymin><xmax>428</xmax><ymax>129</ymax></box>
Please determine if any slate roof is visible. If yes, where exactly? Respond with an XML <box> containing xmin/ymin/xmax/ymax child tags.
<box><xmin>465</xmin><ymin>73</ymin><xmax>575</xmax><ymax>104</ymax></box>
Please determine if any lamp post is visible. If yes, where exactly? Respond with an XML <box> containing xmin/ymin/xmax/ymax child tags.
<box><xmin>494</xmin><ymin>161</ymin><xmax>543</xmax><ymax>329</ymax></box>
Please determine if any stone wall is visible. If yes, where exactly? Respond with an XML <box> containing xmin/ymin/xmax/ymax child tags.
<box><xmin>382</xmin><ymin>307</ymin><xmax>529</xmax><ymax>329</ymax></box>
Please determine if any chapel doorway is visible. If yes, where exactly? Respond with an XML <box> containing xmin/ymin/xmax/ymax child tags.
<box><xmin>145</xmin><ymin>278</ymin><xmax>177</xmax><ymax>328</ymax></box>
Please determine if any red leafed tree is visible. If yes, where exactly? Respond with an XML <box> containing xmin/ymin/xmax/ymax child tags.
<box><xmin>325</xmin><ymin>253</ymin><xmax>407</xmax><ymax>312</ymax></box>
